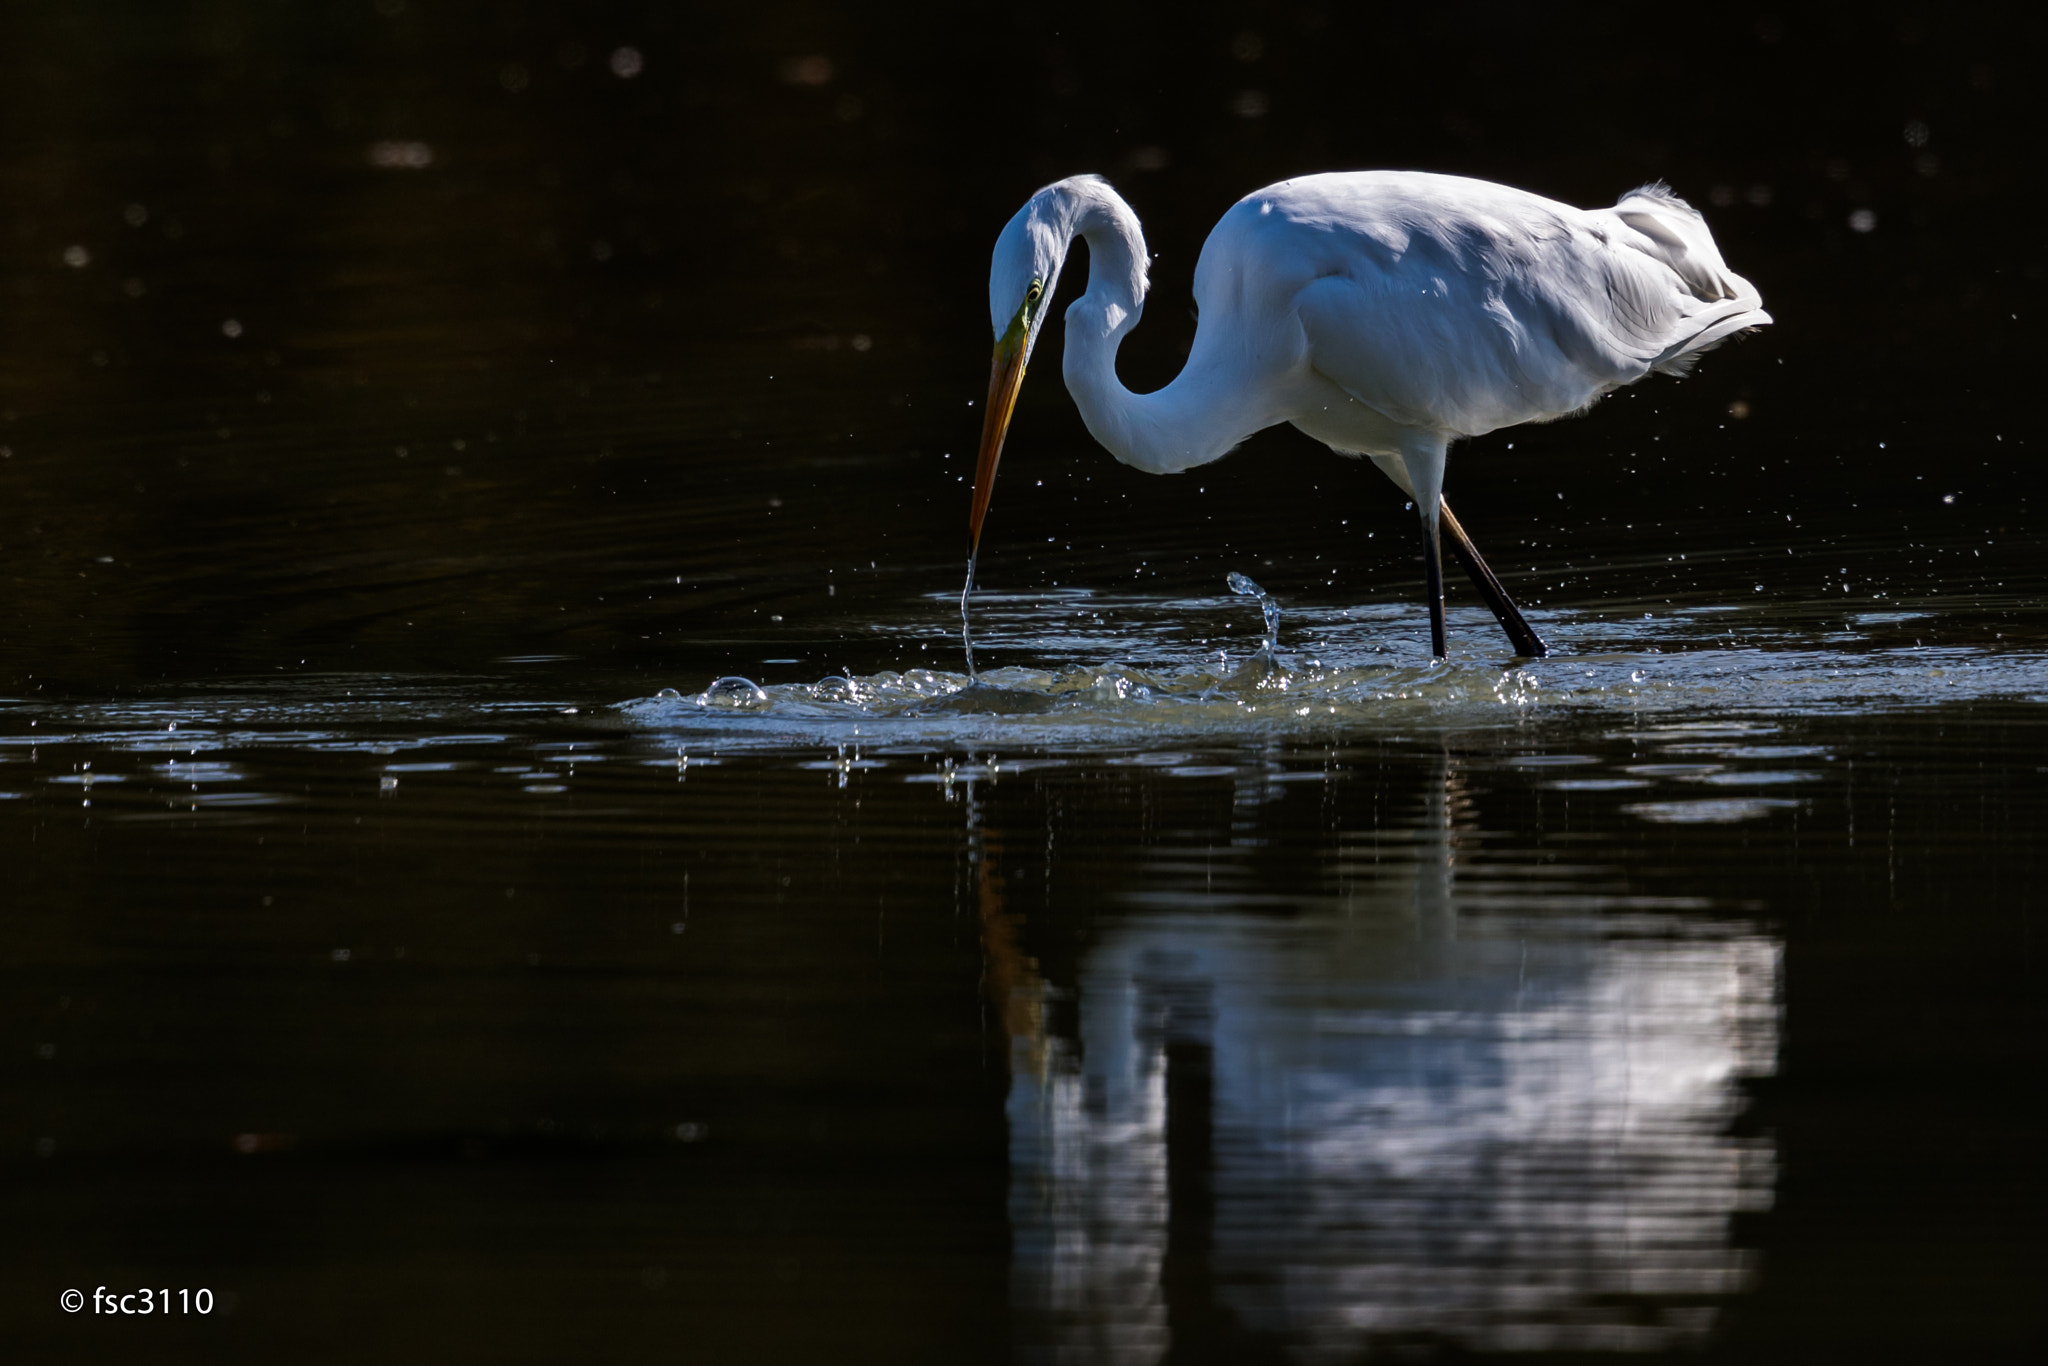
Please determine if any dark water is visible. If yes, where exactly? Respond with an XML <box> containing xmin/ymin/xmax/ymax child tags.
<box><xmin>4</xmin><ymin>4</ymin><xmax>2043</xmax><ymax>1361</ymax></box>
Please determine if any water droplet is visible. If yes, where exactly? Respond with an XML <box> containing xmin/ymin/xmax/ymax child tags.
<box><xmin>1227</xmin><ymin>572</ymin><xmax>1282</xmax><ymax>656</ymax></box>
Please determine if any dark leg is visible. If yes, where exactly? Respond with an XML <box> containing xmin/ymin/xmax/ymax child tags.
<box><xmin>1439</xmin><ymin>497</ymin><xmax>1548</xmax><ymax>658</ymax></box>
<box><xmin>1419</xmin><ymin>506</ymin><xmax>1448</xmax><ymax>659</ymax></box>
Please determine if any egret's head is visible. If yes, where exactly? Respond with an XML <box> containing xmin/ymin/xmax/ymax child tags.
<box><xmin>988</xmin><ymin>195</ymin><xmax>1067</xmax><ymax>365</ymax></box>
<box><xmin>971</xmin><ymin>184</ymin><xmax>1079</xmax><ymax>552</ymax></box>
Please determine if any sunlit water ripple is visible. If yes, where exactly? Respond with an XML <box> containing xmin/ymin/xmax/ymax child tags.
<box><xmin>624</xmin><ymin>591</ymin><xmax>2048</xmax><ymax>749</ymax></box>
<box><xmin>6</xmin><ymin>593</ymin><xmax>2039</xmax><ymax>832</ymax></box>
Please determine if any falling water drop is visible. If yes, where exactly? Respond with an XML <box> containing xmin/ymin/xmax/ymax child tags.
<box><xmin>1227</xmin><ymin>572</ymin><xmax>1281</xmax><ymax>656</ymax></box>
<box><xmin>960</xmin><ymin>550</ymin><xmax>981</xmax><ymax>680</ymax></box>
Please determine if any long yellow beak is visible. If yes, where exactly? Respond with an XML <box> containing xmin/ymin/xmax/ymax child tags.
<box><xmin>969</xmin><ymin>332</ymin><xmax>1027</xmax><ymax>553</ymax></box>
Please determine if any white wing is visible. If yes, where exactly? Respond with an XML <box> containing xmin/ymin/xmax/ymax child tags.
<box><xmin>1195</xmin><ymin>172</ymin><xmax>1770</xmax><ymax>439</ymax></box>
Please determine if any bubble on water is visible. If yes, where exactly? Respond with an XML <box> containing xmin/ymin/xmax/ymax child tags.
<box><xmin>698</xmin><ymin>677</ymin><xmax>769</xmax><ymax>709</ymax></box>
<box><xmin>654</xmin><ymin>687</ymin><xmax>683</xmax><ymax>702</ymax></box>
<box><xmin>813</xmin><ymin>675</ymin><xmax>859</xmax><ymax>703</ymax></box>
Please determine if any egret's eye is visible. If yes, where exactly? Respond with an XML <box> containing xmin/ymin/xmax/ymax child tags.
<box><xmin>1025</xmin><ymin>280</ymin><xmax>1043</xmax><ymax>305</ymax></box>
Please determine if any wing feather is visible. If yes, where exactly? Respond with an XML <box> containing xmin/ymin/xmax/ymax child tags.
<box><xmin>1226</xmin><ymin>173</ymin><xmax>1769</xmax><ymax>438</ymax></box>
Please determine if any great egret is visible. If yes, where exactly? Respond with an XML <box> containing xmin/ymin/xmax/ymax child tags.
<box><xmin>965</xmin><ymin>172</ymin><xmax>1769</xmax><ymax>666</ymax></box>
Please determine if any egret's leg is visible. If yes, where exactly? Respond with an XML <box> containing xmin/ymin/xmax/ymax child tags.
<box><xmin>1438</xmin><ymin>499</ymin><xmax>1548</xmax><ymax>658</ymax></box>
<box><xmin>1396</xmin><ymin>435</ymin><xmax>1451</xmax><ymax>659</ymax></box>
<box><xmin>1419</xmin><ymin>504</ymin><xmax>1449</xmax><ymax>658</ymax></box>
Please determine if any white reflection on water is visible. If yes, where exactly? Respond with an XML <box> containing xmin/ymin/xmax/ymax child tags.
<box><xmin>1000</xmin><ymin>763</ymin><xmax>1780</xmax><ymax>1360</ymax></box>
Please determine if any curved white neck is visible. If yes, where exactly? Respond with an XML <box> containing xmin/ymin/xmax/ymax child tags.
<box><xmin>1053</xmin><ymin>183</ymin><xmax>1269</xmax><ymax>475</ymax></box>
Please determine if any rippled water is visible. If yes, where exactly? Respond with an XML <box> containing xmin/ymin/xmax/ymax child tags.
<box><xmin>625</xmin><ymin>586</ymin><xmax>2048</xmax><ymax>750</ymax></box>
<box><xmin>5</xmin><ymin>4</ymin><xmax>2044</xmax><ymax>1361</ymax></box>
<box><xmin>8</xmin><ymin>658</ymin><xmax>2041</xmax><ymax>1358</ymax></box>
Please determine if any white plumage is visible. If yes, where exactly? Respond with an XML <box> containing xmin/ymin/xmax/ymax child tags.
<box><xmin>969</xmin><ymin>171</ymin><xmax>1770</xmax><ymax>661</ymax></box>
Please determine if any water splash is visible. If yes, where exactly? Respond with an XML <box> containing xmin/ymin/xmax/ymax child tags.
<box><xmin>627</xmin><ymin>579</ymin><xmax>2048</xmax><ymax>749</ymax></box>
<box><xmin>1227</xmin><ymin>571</ymin><xmax>1282</xmax><ymax>656</ymax></box>
<box><xmin>960</xmin><ymin>550</ymin><xmax>981</xmax><ymax>681</ymax></box>
<box><xmin>624</xmin><ymin>657</ymin><xmax>1548</xmax><ymax>748</ymax></box>
<box><xmin>626</xmin><ymin>625</ymin><xmax>2048</xmax><ymax>749</ymax></box>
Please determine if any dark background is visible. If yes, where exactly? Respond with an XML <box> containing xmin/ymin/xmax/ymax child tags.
<box><xmin>2</xmin><ymin>0</ymin><xmax>2039</xmax><ymax>689</ymax></box>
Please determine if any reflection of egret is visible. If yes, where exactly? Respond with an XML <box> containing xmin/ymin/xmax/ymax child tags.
<box><xmin>986</xmin><ymin>751</ymin><xmax>1780</xmax><ymax>1360</ymax></box>
<box><xmin>968</xmin><ymin>173</ymin><xmax>1770</xmax><ymax>662</ymax></box>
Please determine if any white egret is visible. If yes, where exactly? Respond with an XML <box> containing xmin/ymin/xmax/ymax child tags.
<box><xmin>965</xmin><ymin>172</ymin><xmax>1770</xmax><ymax>666</ymax></box>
